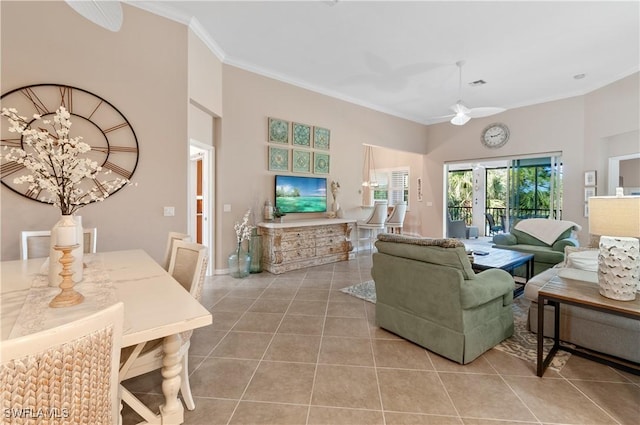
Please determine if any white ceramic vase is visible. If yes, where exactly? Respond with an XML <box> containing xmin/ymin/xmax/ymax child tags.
<box><xmin>48</xmin><ymin>215</ymin><xmax>84</xmax><ymax>287</ymax></box>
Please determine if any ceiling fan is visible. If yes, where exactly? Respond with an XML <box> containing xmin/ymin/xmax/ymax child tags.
<box><xmin>435</xmin><ymin>61</ymin><xmax>505</xmax><ymax>126</ymax></box>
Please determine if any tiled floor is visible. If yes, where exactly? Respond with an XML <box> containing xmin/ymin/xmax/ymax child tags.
<box><xmin>122</xmin><ymin>252</ymin><xmax>640</xmax><ymax>425</ymax></box>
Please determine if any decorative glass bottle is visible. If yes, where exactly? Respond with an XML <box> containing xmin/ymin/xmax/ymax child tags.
<box><xmin>248</xmin><ymin>228</ymin><xmax>263</xmax><ymax>273</ymax></box>
<box><xmin>228</xmin><ymin>242</ymin><xmax>251</xmax><ymax>278</ymax></box>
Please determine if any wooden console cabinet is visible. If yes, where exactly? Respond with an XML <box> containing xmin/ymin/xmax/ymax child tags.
<box><xmin>258</xmin><ymin>219</ymin><xmax>356</xmax><ymax>274</ymax></box>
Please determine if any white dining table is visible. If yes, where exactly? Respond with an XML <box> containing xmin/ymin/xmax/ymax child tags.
<box><xmin>1</xmin><ymin>249</ymin><xmax>213</xmax><ymax>425</ymax></box>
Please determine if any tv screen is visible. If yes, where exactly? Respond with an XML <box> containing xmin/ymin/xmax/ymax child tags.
<box><xmin>275</xmin><ymin>175</ymin><xmax>327</xmax><ymax>213</ymax></box>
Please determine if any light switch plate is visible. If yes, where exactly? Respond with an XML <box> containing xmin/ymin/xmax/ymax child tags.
<box><xmin>163</xmin><ymin>206</ymin><xmax>175</xmax><ymax>216</ymax></box>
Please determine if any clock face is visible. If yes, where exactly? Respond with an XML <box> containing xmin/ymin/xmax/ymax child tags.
<box><xmin>0</xmin><ymin>84</ymin><xmax>139</xmax><ymax>204</ymax></box>
<box><xmin>481</xmin><ymin>123</ymin><xmax>510</xmax><ymax>148</ymax></box>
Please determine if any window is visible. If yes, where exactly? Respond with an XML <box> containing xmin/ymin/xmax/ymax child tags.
<box><xmin>373</xmin><ymin>168</ymin><xmax>409</xmax><ymax>207</ymax></box>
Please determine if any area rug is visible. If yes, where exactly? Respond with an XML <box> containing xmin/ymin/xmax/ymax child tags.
<box><xmin>340</xmin><ymin>280</ymin><xmax>570</xmax><ymax>371</ymax></box>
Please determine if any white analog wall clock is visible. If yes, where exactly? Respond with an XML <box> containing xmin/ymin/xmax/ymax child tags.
<box><xmin>0</xmin><ymin>83</ymin><xmax>139</xmax><ymax>203</ymax></box>
<box><xmin>481</xmin><ymin>123</ymin><xmax>510</xmax><ymax>149</ymax></box>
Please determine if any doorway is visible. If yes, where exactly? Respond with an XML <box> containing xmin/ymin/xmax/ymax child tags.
<box><xmin>189</xmin><ymin>141</ymin><xmax>214</xmax><ymax>275</ymax></box>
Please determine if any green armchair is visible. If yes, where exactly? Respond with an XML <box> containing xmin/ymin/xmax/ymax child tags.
<box><xmin>372</xmin><ymin>234</ymin><xmax>514</xmax><ymax>364</ymax></box>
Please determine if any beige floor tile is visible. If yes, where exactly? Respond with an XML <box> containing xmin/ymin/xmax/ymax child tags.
<box><xmin>231</xmin><ymin>312</ymin><xmax>283</xmax><ymax>333</ymax></box>
<box><xmin>323</xmin><ymin>316</ymin><xmax>370</xmax><ymax>337</ymax></box>
<box><xmin>385</xmin><ymin>412</ymin><xmax>463</xmax><ymax>425</ymax></box>
<box><xmin>312</xmin><ymin>364</ymin><xmax>381</xmax><ymax>410</ymax></box>
<box><xmin>461</xmin><ymin>419</ymin><xmax>538</xmax><ymax>425</ymax></box>
<box><xmin>307</xmin><ymin>406</ymin><xmax>384</xmax><ymax>424</ymax></box>
<box><xmin>369</xmin><ymin>325</ymin><xmax>403</xmax><ymax>340</ymax></box>
<box><xmin>377</xmin><ymin>368</ymin><xmax>457</xmax><ymax>415</ymax></box>
<box><xmin>264</xmin><ymin>333</ymin><xmax>321</xmax><ymax>363</ymax></box>
<box><xmin>301</xmin><ymin>278</ymin><xmax>333</xmax><ymax>289</ymax></box>
<box><xmin>295</xmin><ymin>288</ymin><xmax>330</xmax><ymax>301</ymax></box>
<box><xmin>211</xmin><ymin>296</ymin><xmax>256</xmax><ymax>312</ymax></box>
<box><xmin>189</xmin><ymin>328</ymin><xmax>228</xmax><ymax>356</ymax></box>
<box><xmin>504</xmin><ymin>375</ymin><xmax>618</xmax><ymax>424</ymax></box>
<box><xmin>287</xmin><ymin>299</ymin><xmax>328</xmax><ymax>316</ymax></box>
<box><xmin>326</xmin><ymin>299</ymin><xmax>367</xmax><ymax>318</ymax></box>
<box><xmin>372</xmin><ymin>339</ymin><xmax>433</xmax><ymax>370</ymax></box>
<box><xmin>210</xmin><ymin>311</ymin><xmax>243</xmax><ymax>331</ymax></box>
<box><xmin>243</xmin><ymin>361</ymin><xmax>316</xmax><ymax>404</ymax></box>
<box><xmin>211</xmin><ymin>331</ymin><xmax>273</xmax><ymax>359</ymax></box>
<box><xmin>278</xmin><ymin>314</ymin><xmax>325</xmax><ymax>335</ymax></box>
<box><xmin>229</xmin><ymin>401</ymin><xmax>308</xmax><ymax>425</ymax></box>
<box><xmin>227</xmin><ymin>287</ymin><xmax>265</xmax><ymax>298</ymax></box>
<box><xmin>259</xmin><ymin>287</ymin><xmax>298</xmax><ymax>300</ymax></box>
<box><xmin>122</xmin><ymin>369</ymin><xmax>163</xmax><ymax>394</ymax></box>
<box><xmin>430</xmin><ymin>352</ymin><xmax>498</xmax><ymax>374</ymax></box>
<box><xmin>188</xmin><ymin>357</ymin><xmax>259</xmax><ymax>399</ymax></box>
<box><xmin>559</xmin><ymin>355</ymin><xmax>630</xmax><ymax>382</ymax></box>
<box><xmin>439</xmin><ymin>372</ymin><xmax>537</xmax><ymax>422</ymax></box>
<box><xmin>319</xmin><ymin>336</ymin><xmax>374</xmax><ymax>366</ymax></box>
<box><xmin>183</xmin><ymin>397</ymin><xmax>238</xmax><ymax>425</ymax></box>
<box><xmin>248</xmin><ymin>297</ymin><xmax>292</xmax><ymax>313</ymax></box>
<box><xmin>570</xmin><ymin>379</ymin><xmax>640</xmax><ymax>425</ymax></box>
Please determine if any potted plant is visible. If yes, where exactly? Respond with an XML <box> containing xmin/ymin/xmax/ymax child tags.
<box><xmin>273</xmin><ymin>206</ymin><xmax>286</xmax><ymax>223</ymax></box>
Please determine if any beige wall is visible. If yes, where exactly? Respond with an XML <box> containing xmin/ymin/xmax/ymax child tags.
<box><xmin>217</xmin><ymin>65</ymin><xmax>428</xmax><ymax>269</ymax></box>
<box><xmin>1</xmin><ymin>2</ymin><xmax>189</xmax><ymax>262</ymax></box>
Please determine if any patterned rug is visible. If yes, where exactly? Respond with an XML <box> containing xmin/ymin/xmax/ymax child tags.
<box><xmin>340</xmin><ymin>280</ymin><xmax>570</xmax><ymax>371</ymax></box>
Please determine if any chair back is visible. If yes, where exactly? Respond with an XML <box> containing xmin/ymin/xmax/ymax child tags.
<box><xmin>163</xmin><ymin>232</ymin><xmax>191</xmax><ymax>270</ymax></box>
<box><xmin>364</xmin><ymin>201</ymin><xmax>388</xmax><ymax>226</ymax></box>
<box><xmin>168</xmin><ymin>241</ymin><xmax>208</xmax><ymax>301</ymax></box>
<box><xmin>484</xmin><ymin>213</ymin><xmax>496</xmax><ymax>228</ymax></box>
<box><xmin>1</xmin><ymin>302</ymin><xmax>124</xmax><ymax>424</ymax></box>
<box><xmin>386</xmin><ymin>202</ymin><xmax>407</xmax><ymax>226</ymax></box>
<box><xmin>20</xmin><ymin>229</ymin><xmax>97</xmax><ymax>260</ymax></box>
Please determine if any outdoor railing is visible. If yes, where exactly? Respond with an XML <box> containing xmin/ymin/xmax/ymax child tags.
<box><xmin>447</xmin><ymin>206</ymin><xmax>563</xmax><ymax>232</ymax></box>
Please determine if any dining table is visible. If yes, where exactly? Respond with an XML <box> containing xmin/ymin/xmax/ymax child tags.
<box><xmin>1</xmin><ymin>249</ymin><xmax>213</xmax><ymax>425</ymax></box>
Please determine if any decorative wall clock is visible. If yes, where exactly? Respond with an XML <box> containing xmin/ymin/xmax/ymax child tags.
<box><xmin>0</xmin><ymin>83</ymin><xmax>139</xmax><ymax>203</ymax></box>
<box><xmin>480</xmin><ymin>122</ymin><xmax>510</xmax><ymax>149</ymax></box>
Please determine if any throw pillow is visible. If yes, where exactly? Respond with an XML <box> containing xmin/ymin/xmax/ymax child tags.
<box><xmin>564</xmin><ymin>246</ymin><xmax>598</xmax><ymax>272</ymax></box>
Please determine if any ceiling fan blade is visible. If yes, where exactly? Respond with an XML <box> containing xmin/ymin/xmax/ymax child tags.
<box><xmin>467</xmin><ymin>107</ymin><xmax>506</xmax><ymax>118</ymax></box>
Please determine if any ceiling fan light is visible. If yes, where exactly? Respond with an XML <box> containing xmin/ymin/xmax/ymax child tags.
<box><xmin>451</xmin><ymin>113</ymin><xmax>470</xmax><ymax>126</ymax></box>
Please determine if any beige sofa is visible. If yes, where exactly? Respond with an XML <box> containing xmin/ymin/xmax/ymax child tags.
<box><xmin>525</xmin><ymin>249</ymin><xmax>640</xmax><ymax>363</ymax></box>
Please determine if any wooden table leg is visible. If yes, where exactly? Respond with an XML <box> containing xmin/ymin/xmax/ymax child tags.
<box><xmin>537</xmin><ymin>295</ymin><xmax>544</xmax><ymax>376</ymax></box>
<box><xmin>159</xmin><ymin>333</ymin><xmax>184</xmax><ymax>424</ymax></box>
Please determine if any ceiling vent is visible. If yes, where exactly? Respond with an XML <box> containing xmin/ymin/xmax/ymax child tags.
<box><xmin>469</xmin><ymin>80</ymin><xmax>487</xmax><ymax>86</ymax></box>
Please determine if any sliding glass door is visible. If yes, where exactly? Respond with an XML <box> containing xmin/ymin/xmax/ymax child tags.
<box><xmin>506</xmin><ymin>154</ymin><xmax>563</xmax><ymax>230</ymax></box>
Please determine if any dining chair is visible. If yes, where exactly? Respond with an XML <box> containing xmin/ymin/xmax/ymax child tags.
<box><xmin>1</xmin><ymin>302</ymin><xmax>124</xmax><ymax>425</ymax></box>
<box><xmin>162</xmin><ymin>231</ymin><xmax>191</xmax><ymax>270</ymax></box>
<box><xmin>385</xmin><ymin>201</ymin><xmax>407</xmax><ymax>234</ymax></box>
<box><xmin>20</xmin><ymin>228</ymin><xmax>98</xmax><ymax>260</ymax></box>
<box><xmin>357</xmin><ymin>200</ymin><xmax>388</xmax><ymax>252</ymax></box>
<box><xmin>120</xmin><ymin>241</ymin><xmax>208</xmax><ymax>411</ymax></box>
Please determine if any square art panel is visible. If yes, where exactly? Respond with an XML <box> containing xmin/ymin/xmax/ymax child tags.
<box><xmin>313</xmin><ymin>127</ymin><xmax>330</xmax><ymax>150</ymax></box>
<box><xmin>313</xmin><ymin>152</ymin><xmax>330</xmax><ymax>174</ymax></box>
<box><xmin>268</xmin><ymin>117</ymin><xmax>290</xmax><ymax>144</ymax></box>
<box><xmin>292</xmin><ymin>149</ymin><xmax>311</xmax><ymax>173</ymax></box>
<box><xmin>269</xmin><ymin>146</ymin><xmax>289</xmax><ymax>171</ymax></box>
<box><xmin>292</xmin><ymin>122</ymin><xmax>311</xmax><ymax>147</ymax></box>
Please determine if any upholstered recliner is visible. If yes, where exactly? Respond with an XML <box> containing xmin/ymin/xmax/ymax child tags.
<box><xmin>372</xmin><ymin>234</ymin><xmax>514</xmax><ymax>364</ymax></box>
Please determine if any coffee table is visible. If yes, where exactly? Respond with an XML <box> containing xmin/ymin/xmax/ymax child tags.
<box><xmin>536</xmin><ymin>275</ymin><xmax>640</xmax><ymax>377</ymax></box>
<box><xmin>470</xmin><ymin>248</ymin><xmax>534</xmax><ymax>297</ymax></box>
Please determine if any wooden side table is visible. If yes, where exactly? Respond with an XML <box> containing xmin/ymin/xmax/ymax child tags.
<box><xmin>536</xmin><ymin>276</ymin><xmax>640</xmax><ymax>377</ymax></box>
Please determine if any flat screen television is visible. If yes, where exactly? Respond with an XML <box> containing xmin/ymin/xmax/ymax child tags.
<box><xmin>275</xmin><ymin>175</ymin><xmax>327</xmax><ymax>213</ymax></box>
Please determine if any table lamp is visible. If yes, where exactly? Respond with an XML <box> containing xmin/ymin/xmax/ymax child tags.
<box><xmin>588</xmin><ymin>192</ymin><xmax>640</xmax><ymax>301</ymax></box>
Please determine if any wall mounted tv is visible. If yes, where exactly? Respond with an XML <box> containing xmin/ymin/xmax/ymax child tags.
<box><xmin>275</xmin><ymin>175</ymin><xmax>327</xmax><ymax>213</ymax></box>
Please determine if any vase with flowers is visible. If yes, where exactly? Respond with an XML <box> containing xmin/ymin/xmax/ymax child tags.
<box><xmin>228</xmin><ymin>209</ymin><xmax>254</xmax><ymax>278</ymax></box>
<box><xmin>2</xmin><ymin>106</ymin><xmax>130</xmax><ymax>286</ymax></box>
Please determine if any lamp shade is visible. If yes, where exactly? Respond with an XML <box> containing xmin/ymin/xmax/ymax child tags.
<box><xmin>588</xmin><ymin>196</ymin><xmax>640</xmax><ymax>237</ymax></box>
